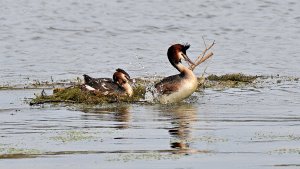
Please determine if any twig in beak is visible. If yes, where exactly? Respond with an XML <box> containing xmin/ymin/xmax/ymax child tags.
<box><xmin>190</xmin><ymin>40</ymin><xmax>215</xmax><ymax>70</ymax></box>
<box><xmin>182</xmin><ymin>53</ymin><xmax>196</xmax><ymax>67</ymax></box>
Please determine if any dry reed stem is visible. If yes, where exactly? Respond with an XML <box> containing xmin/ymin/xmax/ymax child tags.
<box><xmin>190</xmin><ymin>40</ymin><xmax>215</xmax><ymax>71</ymax></box>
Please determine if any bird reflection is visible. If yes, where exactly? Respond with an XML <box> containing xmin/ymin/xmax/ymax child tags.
<box><xmin>80</xmin><ymin>104</ymin><xmax>131</xmax><ymax>129</ymax></box>
<box><xmin>158</xmin><ymin>104</ymin><xmax>197</xmax><ymax>154</ymax></box>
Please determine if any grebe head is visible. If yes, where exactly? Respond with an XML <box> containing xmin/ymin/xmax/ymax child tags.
<box><xmin>113</xmin><ymin>68</ymin><xmax>131</xmax><ymax>85</ymax></box>
<box><xmin>113</xmin><ymin>68</ymin><xmax>133</xmax><ymax>96</ymax></box>
<box><xmin>167</xmin><ymin>43</ymin><xmax>194</xmax><ymax>71</ymax></box>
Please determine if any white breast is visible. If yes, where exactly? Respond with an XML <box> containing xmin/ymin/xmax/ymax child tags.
<box><xmin>158</xmin><ymin>77</ymin><xmax>198</xmax><ymax>104</ymax></box>
<box><xmin>85</xmin><ymin>85</ymin><xmax>96</xmax><ymax>91</ymax></box>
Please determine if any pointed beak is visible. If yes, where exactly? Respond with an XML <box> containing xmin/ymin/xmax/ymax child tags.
<box><xmin>123</xmin><ymin>74</ymin><xmax>133</xmax><ymax>83</ymax></box>
<box><xmin>127</xmin><ymin>77</ymin><xmax>133</xmax><ymax>83</ymax></box>
<box><xmin>182</xmin><ymin>53</ymin><xmax>195</xmax><ymax>66</ymax></box>
<box><xmin>128</xmin><ymin>79</ymin><xmax>134</xmax><ymax>83</ymax></box>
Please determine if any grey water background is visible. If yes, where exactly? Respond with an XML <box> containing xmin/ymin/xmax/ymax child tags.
<box><xmin>1</xmin><ymin>0</ymin><xmax>300</xmax><ymax>169</ymax></box>
<box><xmin>1</xmin><ymin>0</ymin><xmax>300</xmax><ymax>85</ymax></box>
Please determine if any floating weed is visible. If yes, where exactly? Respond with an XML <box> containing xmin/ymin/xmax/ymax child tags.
<box><xmin>50</xmin><ymin>130</ymin><xmax>94</xmax><ymax>143</ymax></box>
<box><xmin>28</xmin><ymin>73</ymin><xmax>261</xmax><ymax>105</ymax></box>
<box><xmin>252</xmin><ymin>132</ymin><xmax>300</xmax><ymax>141</ymax></box>
<box><xmin>0</xmin><ymin>85</ymin><xmax>14</xmax><ymax>90</ymax></box>
<box><xmin>0</xmin><ymin>146</ymin><xmax>41</xmax><ymax>159</ymax></box>
<box><xmin>30</xmin><ymin>84</ymin><xmax>147</xmax><ymax>105</ymax></box>
<box><xmin>170</xmin><ymin>135</ymin><xmax>228</xmax><ymax>145</ymax></box>
<box><xmin>5</xmin><ymin>147</ymin><xmax>40</xmax><ymax>154</ymax></box>
<box><xmin>30</xmin><ymin>86</ymin><xmax>115</xmax><ymax>105</ymax></box>
<box><xmin>194</xmin><ymin>135</ymin><xmax>228</xmax><ymax>143</ymax></box>
<box><xmin>202</xmin><ymin>73</ymin><xmax>258</xmax><ymax>89</ymax></box>
<box><xmin>207</xmin><ymin>73</ymin><xmax>257</xmax><ymax>82</ymax></box>
<box><xmin>270</xmin><ymin>148</ymin><xmax>300</xmax><ymax>155</ymax></box>
<box><xmin>106</xmin><ymin>152</ymin><xmax>183</xmax><ymax>162</ymax></box>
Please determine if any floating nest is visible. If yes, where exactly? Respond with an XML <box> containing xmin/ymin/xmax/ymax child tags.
<box><xmin>29</xmin><ymin>73</ymin><xmax>258</xmax><ymax>105</ymax></box>
<box><xmin>30</xmin><ymin>84</ymin><xmax>146</xmax><ymax>105</ymax></box>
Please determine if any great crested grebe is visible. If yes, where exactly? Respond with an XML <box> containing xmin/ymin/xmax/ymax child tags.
<box><xmin>155</xmin><ymin>44</ymin><xmax>198</xmax><ymax>104</ymax></box>
<box><xmin>82</xmin><ymin>68</ymin><xmax>133</xmax><ymax>97</ymax></box>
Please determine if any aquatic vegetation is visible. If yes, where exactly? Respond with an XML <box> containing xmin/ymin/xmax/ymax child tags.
<box><xmin>170</xmin><ymin>135</ymin><xmax>228</xmax><ymax>146</ymax></box>
<box><xmin>0</xmin><ymin>85</ymin><xmax>14</xmax><ymax>90</ymax></box>
<box><xmin>271</xmin><ymin>148</ymin><xmax>300</xmax><ymax>155</ymax></box>
<box><xmin>29</xmin><ymin>73</ymin><xmax>259</xmax><ymax>105</ymax></box>
<box><xmin>0</xmin><ymin>78</ymin><xmax>81</xmax><ymax>90</ymax></box>
<box><xmin>50</xmin><ymin>130</ymin><xmax>95</xmax><ymax>143</ymax></box>
<box><xmin>30</xmin><ymin>84</ymin><xmax>146</xmax><ymax>105</ymax></box>
<box><xmin>106</xmin><ymin>152</ymin><xmax>183</xmax><ymax>162</ymax></box>
<box><xmin>194</xmin><ymin>135</ymin><xmax>228</xmax><ymax>143</ymax></box>
<box><xmin>207</xmin><ymin>73</ymin><xmax>257</xmax><ymax>82</ymax></box>
<box><xmin>253</xmin><ymin>132</ymin><xmax>300</xmax><ymax>141</ymax></box>
<box><xmin>201</xmin><ymin>73</ymin><xmax>258</xmax><ymax>89</ymax></box>
<box><xmin>0</xmin><ymin>147</ymin><xmax>41</xmax><ymax>159</ymax></box>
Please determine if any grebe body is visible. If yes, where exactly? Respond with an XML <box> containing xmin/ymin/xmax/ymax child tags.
<box><xmin>155</xmin><ymin>44</ymin><xmax>198</xmax><ymax>104</ymax></box>
<box><xmin>83</xmin><ymin>68</ymin><xmax>133</xmax><ymax>97</ymax></box>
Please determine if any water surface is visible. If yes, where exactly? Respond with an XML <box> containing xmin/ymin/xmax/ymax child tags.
<box><xmin>1</xmin><ymin>0</ymin><xmax>300</xmax><ymax>168</ymax></box>
<box><xmin>1</xmin><ymin>0</ymin><xmax>300</xmax><ymax>84</ymax></box>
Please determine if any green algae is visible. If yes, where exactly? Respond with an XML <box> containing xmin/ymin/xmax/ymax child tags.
<box><xmin>194</xmin><ymin>135</ymin><xmax>228</xmax><ymax>143</ymax></box>
<box><xmin>50</xmin><ymin>130</ymin><xmax>94</xmax><ymax>143</ymax></box>
<box><xmin>30</xmin><ymin>82</ymin><xmax>146</xmax><ymax>105</ymax></box>
<box><xmin>106</xmin><ymin>152</ymin><xmax>183</xmax><ymax>162</ymax></box>
<box><xmin>270</xmin><ymin>148</ymin><xmax>300</xmax><ymax>155</ymax></box>
<box><xmin>30</xmin><ymin>86</ymin><xmax>125</xmax><ymax>105</ymax></box>
<box><xmin>30</xmin><ymin>86</ymin><xmax>91</xmax><ymax>105</ymax></box>
<box><xmin>0</xmin><ymin>146</ymin><xmax>41</xmax><ymax>159</ymax></box>
<box><xmin>0</xmin><ymin>76</ymin><xmax>82</xmax><ymax>90</ymax></box>
<box><xmin>0</xmin><ymin>86</ymin><xmax>14</xmax><ymax>90</ymax></box>
<box><xmin>170</xmin><ymin>135</ymin><xmax>228</xmax><ymax>145</ymax></box>
<box><xmin>200</xmin><ymin>73</ymin><xmax>258</xmax><ymax>89</ymax></box>
<box><xmin>253</xmin><ymin>132</ymin><xmax>300</xmax><ymax>141</ymax></box>
<box><xmin>5</xmin><ymin>147</ymin><xmax>40</xmax><ymax>154</ymax></box>
<box><xmin>207</xmin><ymin>73</ymin><xmax>257</xmax><ymax>82</ymax></box>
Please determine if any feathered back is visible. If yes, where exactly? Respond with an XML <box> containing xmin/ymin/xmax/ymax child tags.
<box><xmin>83</xmin><ymin>74</ymin><xmax>93</xmax><ymax>84</ymax></box>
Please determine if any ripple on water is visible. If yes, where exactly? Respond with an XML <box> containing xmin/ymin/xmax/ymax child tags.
<box><xmin>1</xmin><ymin>1</ymin><xmax>300</xmax><ymax>168</ymax></box>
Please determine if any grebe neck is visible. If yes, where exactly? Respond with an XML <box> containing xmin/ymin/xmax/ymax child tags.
<box><xmin>122</xmin><ymin>83</ymin><xmax>133</xmax><ymax>96</ymax></box>
<box><xmin>175</xmin><ymin>63</ymin><xmax>194</xmax><ymax>77</ymax></box>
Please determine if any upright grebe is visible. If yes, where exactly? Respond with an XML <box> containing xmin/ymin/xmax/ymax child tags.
<box><xmin>82</xmin><ymin>68</ymin><xmax>133</xmax><ymax>97</ymax></box>
<box><xmin>155</xmin><ymin>44</ymin><xmax>198</xmax><ymax>104</ymax></box>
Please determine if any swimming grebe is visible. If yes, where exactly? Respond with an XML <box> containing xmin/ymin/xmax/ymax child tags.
<box><xmin>155</xmin><ymin>44</ymin><xmax>198</xmax><ymax>104</ymax></box>
<box><xmin>82</xmin><ymin>68</ymin><xmax>133</xmax><ymax>97</ymax></box>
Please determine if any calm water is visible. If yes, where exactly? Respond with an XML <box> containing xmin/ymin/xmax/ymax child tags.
<box><xmin>1</xmin><ymin>0</ymin><xmax>300</xmax><ymax>168</ymax></box>
<box><xmin>1</xmin><ymin>0</ymin><xmax>300</xmax><ymax>84</ymax></box>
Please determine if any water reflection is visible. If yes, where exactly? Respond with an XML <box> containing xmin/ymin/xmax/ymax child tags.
<box><xmin>80</xmin><ymin>104</ymin><xmax>131</xmax><ymax>129</ymax></box>
<box><xmin>157</xmin><ymin>104</ymin><xmax>197</xmax><ymax>154</ymax></box>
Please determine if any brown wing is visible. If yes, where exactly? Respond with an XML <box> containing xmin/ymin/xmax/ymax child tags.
<box><xmin>83</xmin><ymin>74</ymin><xmax>120</xmax><ymax>92</ymax></box>
<box><xmin>155</xmin><ymin>74</ymin><xmax>182</xmax><ymax>95</ymax></box>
